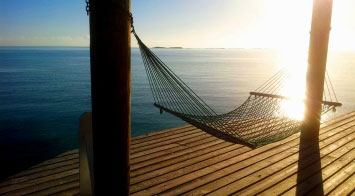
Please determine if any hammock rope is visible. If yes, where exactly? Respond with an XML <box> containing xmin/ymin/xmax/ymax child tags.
<box><xmin>131</xmin><ymin>21</ymin><xmax>342</xmax><ymax>148</ymax></box>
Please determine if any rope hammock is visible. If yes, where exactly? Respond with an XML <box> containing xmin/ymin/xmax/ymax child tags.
<box><xmin>131</xmin><ymin>28</ymin><xmax>341</xmax><ymax>148</ymax></box>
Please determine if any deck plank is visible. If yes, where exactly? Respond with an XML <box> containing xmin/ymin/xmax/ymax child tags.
<box><xmin>0</xmin><ymin>169</ymin><xmax>78</xmax><ymax>195</ymax></box>
<box><xmin>7</xmin><ymin>157</ymin><xmax>79</xmax><ymax>180</ymax></box>
<box><xmin>131</xmin><ymin>133</ymin><xmax>211</xmax><ymax>158</ymax></box>
<box><xmin>159</xmin><ymin>125</ymin><xmax>355</xmax><ymax>196</ymax></box>
<box><xmin>134</xmin><ymin>116</ymin><xmax>355</xmax><ymax>195</ymax></box>
<box><xmin>25</xmin><ymin>180</ymin><xmax>79</xmax><ymax>196</ymax></box>
<box><xmin>55</xmin><ymin>149</ymin><xmax>79</xmax><ymax>158</ymax></box>
<box><xmin>236</xmin><ymin>133</ymin><xmax>355</xmax><ymax>196</ymax></box>
<box><xmin>306</xmin><ymin>158</ymin><xmax>355</xmax><ymax>196</ymax></box>
<box><xmin>282</xmin><ymin>148</ymin><xmax>355</xmax><ymax>195</ymax></box>
<box><xmin>0</xmin><ymin>163</ymin><xmax>79</xmax><ymax>187</ymax></box>
<box><xmin>132</xmin><ymin>135</ymin><xmax>301</xmax><ymax>195</ymax></box>
<box><xmin>131</xmin><ymin>141</ymin><xmax>233</xmax><ymax>178</ymax></box>
<box><xmin>131</xmin><ymin>131</ymin><xmax>207</xmax><ymax>154</ymax></box>
<box><xmin>27</xmin><ymin>153</ymin><xmax>79</xmax><ymax>170</ymax></box>
<box><xmin>131</xmin><ymin>138</ymin><xmax>225</xmax><ymax>171</ymax></box>
<box><xmin>0</xmin><ymin>111</ymin><xmax>354</xmax><ymax>196</ymax></box>
<box><xmin>229</xmin><ymin>132</ymin><xmax>355</xmax><ymax>196</ymax></box>
<box><xmin>130</xmin><ymin>144</ymin><xmax>248</xmax><ymax>189</ymax></box>
<box><xmin>327</xmin><ymin>172</ymin><xmax>355</xmax><ymax>196</ymax></box>
<box><xmin>130</xmin><ymin>135</ymin><xmax>218</xmax><ymax>164</ymax></box>
<box><xmin>51</xmin><ymin>186</ymin><xmax>80</xmax><ymax>196</ymax></box>
<box><xmin>131</xmin><ymin>125</ymin><xmax>192</xmax><ymax>142</ymax></box>
<box><xmin>131</xmin><ymin>128</ymin><xmax>200</xmax><ymax>150</ymax></box>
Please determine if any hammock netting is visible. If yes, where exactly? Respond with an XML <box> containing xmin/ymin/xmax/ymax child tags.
<box><xmin>133</xmin><ymin>32</ymin><xmax>341</xmax><ymax>148</ymax></box>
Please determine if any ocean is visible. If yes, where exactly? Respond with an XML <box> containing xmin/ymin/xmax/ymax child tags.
<box><xmin>0</xmin><ymin>46</ymin><xmax>354</xmax><ymax>179</ymax></box>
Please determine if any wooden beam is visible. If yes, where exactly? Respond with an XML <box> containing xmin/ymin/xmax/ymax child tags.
<box><xmin>89</xmin><ymin>0</ymin><xmax>131</xmax><ymax>195</ymax></box>
<box><xmin>303</xmin><ymin>0</ymin><xmax>333</xmax><ymax>140</ymax></box>
<box><xmin>249</xmin><ymin>92</ymin><xmax>341</xmax><ymax>107</ymax></box>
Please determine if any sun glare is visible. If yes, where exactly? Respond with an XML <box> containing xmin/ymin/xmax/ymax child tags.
<box><xmin>257</xmin><ymin>0</ymin><xmax>313</xmax><ymax>49</ymax></box>
<box><xmin>278</xmin><ymin>50</ymin><xmax>308</xmax><ymax>120</ymax></box>
<box><xmin>261</xmin><ymin>0</ymin><xmax>313</xmax><ymax>120</ymax></box>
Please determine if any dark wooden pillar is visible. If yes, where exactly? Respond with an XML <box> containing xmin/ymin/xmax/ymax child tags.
<box><xmin>303</xmin><ymin>0</ymin><xmax>333</xmax><ymax>140</ymax></box>
<box><xmin>89</xmin><ymin>0</ymin><xmax>131</xmax><ymax>195</ymax></box>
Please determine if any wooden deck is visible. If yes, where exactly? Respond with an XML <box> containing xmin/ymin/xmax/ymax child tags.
<box><xmin>1</xmin><ymin>112</ymin><xmax>355</xmax><ymax>195</ymax></box>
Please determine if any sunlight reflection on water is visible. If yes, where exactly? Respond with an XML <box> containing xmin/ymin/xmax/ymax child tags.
<box><xmin>278</xmin><ymin>50</ymin><xmax>308</xmax><ymax>120</ymax></box>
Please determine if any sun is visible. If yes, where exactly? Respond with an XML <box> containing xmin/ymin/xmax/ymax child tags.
<box><xmin>278</xmin><ymin>48</ymin><xmax>308</xmax><ymax>120</ymax></box>
<box><xmin>259</xmin><ymin>0</ymin><xmax>313</xmax><ymax>120</ymax></box>
<box><xmin>257</xmin><ymin>0</ymin><xmax>313</xmax><ymax>49</ymax></box>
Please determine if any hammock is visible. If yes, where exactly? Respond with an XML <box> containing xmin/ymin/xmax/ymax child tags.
<box><xmin>132</xmin><ymin>31</ymin><xmax>341</xmax><ymax>148</ymax></box>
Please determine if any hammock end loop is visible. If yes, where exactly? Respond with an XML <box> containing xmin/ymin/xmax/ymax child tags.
<box><xmin>129</xmin><ymin>12</ymin><xmax>135</xmax><ymax>33</ymax></box>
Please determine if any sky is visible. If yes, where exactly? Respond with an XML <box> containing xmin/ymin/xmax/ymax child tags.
<box><xmin>1</xmin><ymin>0</ymin><xmax>355</xmax><ymax>50</ymax></box>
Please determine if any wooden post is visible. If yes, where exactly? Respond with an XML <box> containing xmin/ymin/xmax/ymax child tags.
<box><xmin>79</xmin><ymin>112</ymin><xmax>94</xmax><ymax>195</ymax></box>
<box><xmin>89</xmin><ymin>0</ymin><xmax>131</xmax><ymax>195</ymax></box>
<box><xmin>303</xmin><ymin>0</ymin><xmax>333</xmax><ymax>140</ymax></box>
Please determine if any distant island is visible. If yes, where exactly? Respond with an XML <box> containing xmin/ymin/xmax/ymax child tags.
<box><xmin>153</xmin><ymin>46</ymin><xmax>184</xmax><ymax>49</ymax></box>
<box><xmin>148</xmin><ymin>47</ymin><xmax>271</xmax><ymax>50</ymax></box>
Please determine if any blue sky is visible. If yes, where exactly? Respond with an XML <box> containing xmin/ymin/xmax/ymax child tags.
<box><xmin>1</xmin><ymin>0</ymin><xmax>355</xmax><ymax>49</ymax></box>
<box><xmin>0</xmin><ymin>0</ymin><xmax>89</xmax><ymax>46</ymax></box>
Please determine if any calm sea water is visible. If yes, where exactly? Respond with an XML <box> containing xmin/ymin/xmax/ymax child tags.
<box><xmin>0</xmin><ymin>46</ymin><xmax>354</xmax><ymax>178</ymax></box>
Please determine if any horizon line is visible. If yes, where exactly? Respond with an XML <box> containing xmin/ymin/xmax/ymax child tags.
<box><xmin>0</xmin><ymin>45</ymin><xmax>354</xmax><ymax>52</ymax></box>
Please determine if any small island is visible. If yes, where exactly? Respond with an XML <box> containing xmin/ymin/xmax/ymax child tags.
<box><xmin>153</xmin><ymin>46</ymin><xmax>184</xmax><ymax>49</ymax></box>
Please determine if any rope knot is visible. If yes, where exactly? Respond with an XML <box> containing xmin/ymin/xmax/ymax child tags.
<box><xmin>129</xmin><ymin>12</ymin><xmax>135</xmax><ymax>33</ymax></box>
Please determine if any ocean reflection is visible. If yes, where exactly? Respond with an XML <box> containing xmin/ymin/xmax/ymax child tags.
<box><xmin>278</xmin><ymin>51</ymin><xmax>307</xmax><ymax>120</ymax></box>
